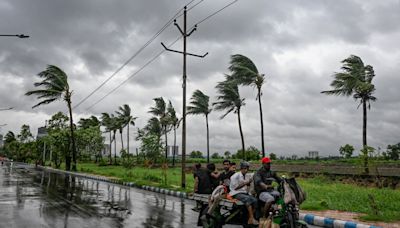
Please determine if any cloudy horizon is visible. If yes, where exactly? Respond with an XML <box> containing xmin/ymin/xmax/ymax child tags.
<box><xmin>1</xmin><ymin>0</ymin><xmax>399</xmax><ymax>158</ymax></box>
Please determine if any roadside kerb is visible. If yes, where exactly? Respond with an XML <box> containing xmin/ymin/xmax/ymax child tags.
<box><xmin>300</xmin><ymin>213</ymin><xmax>382</xmax><ymax>228</ymax></box>
<box><xmin>17</xmin><ymin>163</ymin><xmax>381</xmax><ymax>228</ymax></box>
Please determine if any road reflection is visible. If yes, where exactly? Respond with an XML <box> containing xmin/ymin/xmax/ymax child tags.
<box><xmin>0</xmin><ymin>163</ymin><xmax>198</xmax><ymax>228</ymax></box>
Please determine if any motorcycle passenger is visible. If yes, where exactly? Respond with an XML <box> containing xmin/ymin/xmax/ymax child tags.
<box><xmin>194</xmin><ymin>163</ymin><xmax>217</xmax><ymax>194</ymax></box>
<box><xmin>219</xmin><ymin>160</ymin><xmax>235</xmax><ymax>190</ymax></box>
<box><xmin>254</xmin><ymin>157</ymin><xmax>282</xmax><ymax>216</ymax></box>
<box><xmin>229</xmin><ymin>161</ymin><xmax>259</xmax><ymax>225</ymax></box>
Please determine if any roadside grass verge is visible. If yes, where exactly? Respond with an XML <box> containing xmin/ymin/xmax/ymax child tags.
<box><xmin>52</xmin><ymin>162</ymin><xmax>400</xmax><ymax>222</ymax></box>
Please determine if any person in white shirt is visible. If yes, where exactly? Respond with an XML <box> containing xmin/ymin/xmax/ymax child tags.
<box><xmin>229</xmin><ymin>161</ymin><xmax>258</xmax><ymax>225</ymax></box>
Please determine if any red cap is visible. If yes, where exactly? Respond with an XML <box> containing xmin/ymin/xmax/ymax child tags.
<box><xmin>261</xmin><ymin>157</ymin><xmax>271</xmax><ymax>164</ymax></box>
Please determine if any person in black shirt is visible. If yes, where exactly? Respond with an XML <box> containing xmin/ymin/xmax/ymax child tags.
<box><xmin>254</xmin><ymin>157</ymin><xmax>282</xmax><ymax>215</ymax></box>
<box><xmin>219</xmin><ymin>160</ymin><xmax>235</xmax><ymax>190</ymax></box>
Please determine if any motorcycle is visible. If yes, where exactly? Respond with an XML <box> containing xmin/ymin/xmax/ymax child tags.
<box><xmin>194</xmin><ymin>176</ymin><xmax>307</xmax><ymax>228</ymax></box>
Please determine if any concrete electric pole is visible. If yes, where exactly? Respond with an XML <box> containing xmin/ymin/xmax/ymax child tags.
<box><xmin>161</xmin><ymin>6</ymin><xmax>208</xmax><ymax>188</ymax></box>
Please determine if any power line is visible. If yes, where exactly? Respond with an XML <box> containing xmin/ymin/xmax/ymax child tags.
<box><xmin>86</xmin><ymin>0</ymin><xmax>239</xmax><ymax>110</ymax></box>
<box><xmin>73</xmin><ymin>1</ymin><xmax>200</xmax><ymax>110</ymax></box>
<box><xmin>86</xmin><ymin>37</ymin><xmax>182</xmax><ymax>111</ymax></box>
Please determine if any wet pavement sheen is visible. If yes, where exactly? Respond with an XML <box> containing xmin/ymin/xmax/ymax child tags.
<box><xmin>0</xmin><ymin>163</ymin><xmax>200</xmax><ymax>228</ymax></box>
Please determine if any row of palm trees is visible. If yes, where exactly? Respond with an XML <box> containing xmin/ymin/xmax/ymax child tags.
<box><xmin>24</xmin><ymin>54</ymin><xmax>376</xmax><ymax>171</ymax></box>
<box><xmin>187</xmin><ymin>54</ymin><xmax>267</xmax><ymax>161</ymax></box>
<box><xmin>100</xmin><ymin>104</ymin><xmax>137</xmax><ymax>165</ymax></box>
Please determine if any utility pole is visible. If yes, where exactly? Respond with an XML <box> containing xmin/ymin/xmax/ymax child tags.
<box><xmin>161</xmin><ymin>6</ymin><xmax>208</xmax><ymax>188</ymax></box>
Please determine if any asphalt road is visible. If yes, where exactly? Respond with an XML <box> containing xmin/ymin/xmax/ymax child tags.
<box><xmin>0</xmin><ymin>163</ymin><xmax>317</xmax><ymax>228</ymax></box>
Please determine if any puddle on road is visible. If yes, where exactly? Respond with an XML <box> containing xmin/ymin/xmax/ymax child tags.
<box><xmin>0</xmin><ymin>163</ymin><xmax>199</xmax><ymax>228</ymax></box>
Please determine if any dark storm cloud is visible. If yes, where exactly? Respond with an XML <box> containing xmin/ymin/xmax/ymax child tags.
<box><xmin>1</xmin><ymin>0</ymin><xmax>399</xmax><ymax>156</ymax></box>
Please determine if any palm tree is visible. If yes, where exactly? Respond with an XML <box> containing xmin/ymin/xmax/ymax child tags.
<box><xmin>322</xmin><ymin>55</ymin><xmax>376</xmax><ymax>148</ymax></box>
<box><xmin>213</xmin><ymin>75</ymin><xmax>247</xmax><ymax>160</ymax></box>
<box><xmin>187</xmin><ymin>90</ymin><xmax>212</xmax><ymax>163</ymax></box>
<box><xmin>4</xmin><ymin>131</ymin><xmax>16</xmax><ymax>144</ymax></box>
<box><xmin>78</xmin><ymin>116</ymin><xmax>100</xmax><ymax>129</ymax></box>
<box><xmin>229</xmin><ymin>54</ymin><xmax>266</xmax><ymax>157</ymax></box>
<box><xmin>25</xmin><ymin>65</ymin><xmax>77</xmax><ymax>171</ymax></box>
<box><xmin>116</xmin><ymin>104</ymin><xmax>137</xmax><ymax>155</ymax></box>
<box><xmin>167</xmin><ymin>101</ymin><xmax>181</xmax><ymax>166</ymax></box>
<box><xmin>149</xmin><ymin>97</ymin><xmax>170</xmax><ymax>160</ymax></box>
<box><xmin>101</xmin><ymin>113</ymin><xmax>114</xmax><ymax>164</ymax></box>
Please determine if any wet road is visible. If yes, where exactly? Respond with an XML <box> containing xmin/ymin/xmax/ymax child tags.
<box><xmin>0</xmin><ymin>163</ymin><xmax>317</xmax><ymax>228</ymax></box>
<box><xmin>0</xmin><ymin>163</ymin><xmax>200</xmax><ymax>228</ymax></box>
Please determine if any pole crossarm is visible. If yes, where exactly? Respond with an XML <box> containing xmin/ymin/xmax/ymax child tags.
<box><xmin>161</xmin><ymin>42</ymin><xmax>208</xmax><ymax>58</ymax></box>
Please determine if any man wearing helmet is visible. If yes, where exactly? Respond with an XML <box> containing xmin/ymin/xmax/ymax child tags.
<box><xmin>229</xmin><ymin>161</ymin><xmax>258</xmax><ymax>225</ymax></box>
<box><xmin>254</xmin><ymin>157</ymin><xmax>282</xmax><ymax>216</ymax></box>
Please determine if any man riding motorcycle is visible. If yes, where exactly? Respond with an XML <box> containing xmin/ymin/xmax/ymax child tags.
<box><xmin>254</xmin><ymin>157</ymin><xmax>282</xmax><ymax>217</ymax></box>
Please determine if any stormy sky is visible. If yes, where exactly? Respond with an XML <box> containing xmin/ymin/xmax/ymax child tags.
<box><xmin>1</xmin><ymin>0</ymin><xmax>399</xmax><ymax>158</ymax></box>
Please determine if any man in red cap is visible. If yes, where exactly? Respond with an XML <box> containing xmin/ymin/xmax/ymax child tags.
<box><xmin>254</xmin><ymin>157</ymin><xmax>282</xmax><ymax>216</ymax></box>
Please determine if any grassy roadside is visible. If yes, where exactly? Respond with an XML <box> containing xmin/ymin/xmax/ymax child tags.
<box><xmin>54</xmin><ymin>162</ymin><xmax>400</xmax><ymax>222</ymax></box>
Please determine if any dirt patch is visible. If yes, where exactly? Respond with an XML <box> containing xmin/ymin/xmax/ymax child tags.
<box><xmin>301</xmin><ymin>210</ymin><xmax>400</xmax><ymax>228</ymax></box>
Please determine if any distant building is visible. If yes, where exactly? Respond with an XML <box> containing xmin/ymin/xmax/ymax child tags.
<box><xmin>308</xmin><ymin>151</ymin><xmax>319</xmax><ymax>159</ymax></box>
<box><xmin>37</xmin><ymin>127</ymin><xmax>48</xmax><ymax>139</ymax></box>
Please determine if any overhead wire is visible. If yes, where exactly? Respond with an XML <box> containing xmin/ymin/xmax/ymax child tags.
<box><xmin>86</xmin><ymin>0</ymin><xmax>239</xmax><ymax>110</ymax></box>
<box><xmin>73</xmin><ymin>0</ymin><xmax>199</xmax><ymax>110</ymax></box>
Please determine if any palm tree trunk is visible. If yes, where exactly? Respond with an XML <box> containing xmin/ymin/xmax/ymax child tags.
<box><xmin>258</xmin><ymin>89</ymin><xmax>265</xmax><ymax>157</ymax></box>
<box><xmin>206</xmin><ymin>114</ymin><xmax>210</xmax><ymax>164</ymax></box>
<box><xmin>127</xmin><ymin>124</ymin><xmax>130</xmax><ymax>155</ymax></box>
<box><xmin>120</xmin><ymin>129</ymin><xmax>124</xmax><ymax>150</ymax></box>
<box><xmin>164</xmin><ymin>126</ymin><xmax>168</xmax><ymax>160</ymax></box>
<box><xmin>67</xmin><ymin>98</ymin><xmax>77</xmax><ymax>171</ymax></box>
<box><xmin>109</xmin><ymin>132</ymin><xmax>112</xmax><ymax>164</ymax></box>
<box><xmin>363</xmin><ymin>99</ymin><xmax>367</xmax><ymax>147</ymax></box>
<box><xmin>113</xmin><ymin>131</ymin><xmax>117</xmax><ymax>164</ymax></box>
<box><xmin>173</xmin><ymin>127</ymin><xmax>176</xmax><ymax>167</ymax></box>
<box><xmin>362</xmin><ymin>99</ymin><xmax>369</xmax><ymax>174</ymax></box>
<box><xmin>237</xmin><ymin>108</ymin><xmax>246</xmax><ymax>160</ymax></box>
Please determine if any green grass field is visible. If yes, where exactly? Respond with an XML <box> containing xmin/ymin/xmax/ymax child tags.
<box><xmin>65</xmin><ymin>162</ymin><xmax>400</xmax><ymax>222</ymax></box>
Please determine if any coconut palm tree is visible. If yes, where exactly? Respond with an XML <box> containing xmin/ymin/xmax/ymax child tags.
<box><xmin>167</xmin><ymin>101</ymin><xmax>181</xmax><ymax>166</ymax></box>
<box><xmin>322</xmin><ymin>55</ymin><xmax>377</xmax><ymax>148</ymax></box>
<box><xmin>101</xmin><ymin>113</ymin><xmax>114</xmax><ymax>164</ymax></box>
<box><xmin>25</xmin><ymin>65</ymin><xmax>77</xmax><ymax>171</ymax></box>
<box><xmin>229</xmin><ymin>54</ymin><xmax>266</xmax><ymax>157</ymax></box>
<box><xmin>78</xmin><ymin>116</ymin><xmax>100</xmax><ymax>129</ymax></box>
<box><xmin>116</xmin><ymin>104</ymin><xmax>137</xmax><ymax>155</ymax></box>
<box><xmin>149</xmin><ymin>97</ymin><xmax>170</xmax><ymax>159</ymax></box>
<box><xmin>187</xmin><ymin>90</ymin><xmax>212</xmax><ymax>163</ymax></box>
<box><xmin>213</xmin><ymin>75</ymin><xmax>247</xmax><ymax>160</ymax></box>
<box><xmin>4</xmin><ymin>131</ymin><xmax>16</xmax><ymax>144</ymax></box>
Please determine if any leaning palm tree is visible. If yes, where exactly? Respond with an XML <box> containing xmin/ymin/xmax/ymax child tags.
<box><xmin>25</xmin><ymin>65</ymin><xmax>77</xmax><ymax>171</ymax></box>
<box><xmin>149</xmin><ymin>97</ymin><xmax>170</xmax><ymax>159</ymax></box>
<box><xmin>213</xmin><ymin>75</ymin><xmax>247</xmax><ymax>160</ymax></box>
<box><xmin>167</xmin><ymin>101</ymin><xmax>181</xmax><ymax>166</ymax></box>
<box><xmin>187</xmin><ymin>90</ymin><xmax>212</xmax><ymax>163</ymax></box>
<box><xmin>101</xmin><ymin>113</ymin><xmax>114</xmax><ymax>164</ymax></box>
<box><xmin>322</xmin><ymin>55</ymin><xmax>376</xmax><ymax>148</ymax></box>
<box><xmin>229</xmin><ymin>54</ymin><xmax>266</xmax><ymax>157</ymax></box>
<box><xmin>116</xmin><ymin>104</ymin><xmax>137</xmax><ymax>155</ymax></box>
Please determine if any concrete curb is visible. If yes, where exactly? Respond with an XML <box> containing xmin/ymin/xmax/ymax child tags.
<box><xmin>300</xmin><ymin>213</ymin><xmax>382</xmax><ymax>228</ymax></box>
<box><xmin>19</xmin><ymin>163</ymin><xmax>381</xmax><ymax>228</ymax></box>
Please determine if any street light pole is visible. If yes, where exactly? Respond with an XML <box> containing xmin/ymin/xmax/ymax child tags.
<box><xmin>0</xmin><ymin>34</ymin><xmax>29</xmax><ymax>38</ymax></box>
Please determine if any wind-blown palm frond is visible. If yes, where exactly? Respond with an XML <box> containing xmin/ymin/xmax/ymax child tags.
<box><xmin>187</xmin><ymin>90</ymin><xmax>212</xmax><ymax>116</ymax></box>
<box><xmin>213</xmin><ymin>77</ymin><xmax>245</xmax><ymax>119</ymax></box>
<box><xmin>321</xmin><ymin>55</ymin><xmax>377</xmax><ymax>153</ymax></box>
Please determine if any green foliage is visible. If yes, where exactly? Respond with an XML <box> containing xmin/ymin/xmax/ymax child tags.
<box><xmin>360</xmin><ymin>145</ymin><xmax>375</xmax><ymax>174</ymax></box>
<box><xmin>190</xmin><ymin>150</ymin><xmax>203</xmax><ymax>158</ymax></box>
<box><xmin>139</xmin><ymin>133</ymin><xmax>163</xmax><ymax>163</ymax></box>
<box><xmin>386</xmin><ymin>143</ymin><xmax>400</xmax><ymax>160</ymax></box>
<box><xmin>339</xmin><ymin>144</ymin><xmax>354</xmax><ymax>158</ymax></box>
<box><xmin>232</xmin><ymin>146</ymin><xmax>261</xmax><ymax>160</ymax></box>
<box><xmin>224</xmin><ymin>151</ymin><xmax>231</xmax><ymax>159</ymax></box>
<box><xmin>269</xmin><ymin>153</ymin><xmax>277</xmax><ymax>160</ymax></box>
<box><xmin>211</xmin><ymin>152</ymin><xmax>221</xmax><ymax>159</ymax></box>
